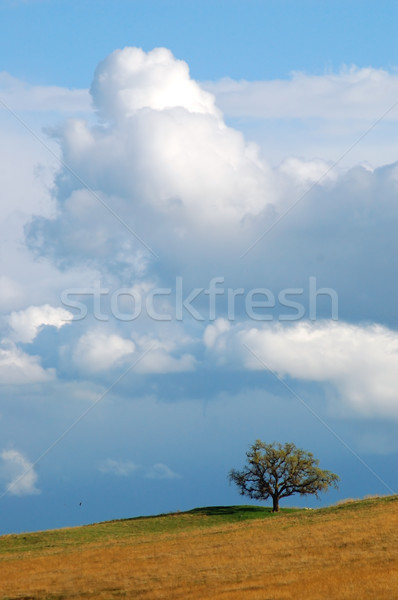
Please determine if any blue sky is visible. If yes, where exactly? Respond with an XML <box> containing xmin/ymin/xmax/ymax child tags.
<box><xmin>0</xmin><ymin>0</ymin><xmax>397</xmax><ymax>535</ymax></box>
<box><xmin>2</xmin><ymin>0</ymin><xmax>398</xmax><ymax>86</ymax></box>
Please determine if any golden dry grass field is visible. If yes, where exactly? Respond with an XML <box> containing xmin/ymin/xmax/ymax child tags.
<box><xmin>0</xmin><ymin>496</ymin><xmax>397</xmax><ymax>600</ymax></box>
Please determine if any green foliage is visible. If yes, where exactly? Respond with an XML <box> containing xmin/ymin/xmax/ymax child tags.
<box><xmin>229</xmin><ymin>440</ymin><xmax>339</xmax><ymax>511</ymax></box>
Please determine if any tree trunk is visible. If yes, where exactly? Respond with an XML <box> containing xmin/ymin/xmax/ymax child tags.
<box><xmin>272</xmin><ymin>496</ymin><xmax>279</xmax><ymax>512</ymax></box>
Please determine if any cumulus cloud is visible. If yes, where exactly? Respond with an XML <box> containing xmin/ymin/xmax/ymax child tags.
<box><xmin>24</xmin><ymin>48</ymin><xmax>397</xmax><ymax>327</ymax></box>
<box><xmin>0</xmin><ymin>342</ymin><xmax>54</xmax><ymax>384</ymax></box>
<box><xmin>10</xmin><ymin>46</ymin><xmax>397</xmax><ymax>414</ymax></box>
<box><xmin>0</xmin><ymin>449</ymin><xmax>40</xmax><ymax>496</ymax></box>
<box><xmin>206</xmin><ymin>320</ymin><xmax>398</xmax><ymax>418</ymax></box>
<box><xmin>8</xmin><ymin>304</ymin><xmax>73</xmax><ymax>343</ymax></box>
<box><xmin>91</xmin><ymin>47</ymin><xmax>219</xmax><ymax>120</ymax></box>
<box><xmin>73</xmin><ymin>330</ymin><xmax>135</xmax><ymax>372</ymax></box>
<box><xmin>27</xmin><ymin>46</ymin><xmax>276</xmax><ymax>275</ymax></box>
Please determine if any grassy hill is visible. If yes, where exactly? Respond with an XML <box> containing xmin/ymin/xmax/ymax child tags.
<box><xmin>0</xmin><ymin>495</ymin><xmax>397</xmax><ymax>599</ymax></box>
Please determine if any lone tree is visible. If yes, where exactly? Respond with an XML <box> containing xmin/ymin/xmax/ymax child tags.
<box><xmin>229</xmin><ymin>440</ymin><xmax>339</xmax><ymax>512</ymax></box>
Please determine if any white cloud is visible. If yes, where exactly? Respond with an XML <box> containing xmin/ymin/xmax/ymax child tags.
<box><xmin>0</xmin><ymin>449</ymin><xmax>40</xmax><ymax>496</ymax></box>
<box><xmin>8</xmin><ymin>304</ymin><xmax>73</xmax><ymax>343</ymax></box>
<box><xmin>27</xmin><ymin>45</ymin><xmax>275</xmax><ymax>274</ymax></box>
<box><xmin>91</xmin><ymin>47</ymin><xmax>219</xmax><ymax>121</ymax></box>
<box><xmin>132</xmin><ymin>334</ymin><xmax>196</xmax><ymax>374</ymax></box>
<box><xmin>0</xmin><ymin>276</ymin><xmax>23</xmax><ymax>312</ymax></box>
<box><xmin>203</xmin><ymin>68</ymin><xmax>398</xmax><ymax>167</ymax></box>
<box><xmin>99</xmin><ymin>459</ymin><xmax>180</xmax><ymax>480</ymax></box>
<box><xmin>136</xmin><ymin>350</ymin><xmax>196</xmax><ymax>374</ymax></box>
<box><xmin>25</xmin><ymin>48</ymin><xmax>398</xmax><ymax>318</ymax></box>
<box><xmin>204</xmin><ymin>318</ymin><xmax>231</xmax><ymax>349</ymax></box>
<box><xmin>0</xmin><ymin>80</ymin><xmax>101</xmax><ymax>321</ymax></box>
<box><xmin>277</xmin><ymin>157</ymin><xmax>338</xmax><ymax>185</ymax></box>
<box><xmin>207</xmin><ymin>320</ymin><xmax>398</xmax><ymax>418</ymax></box>
<box><xmin>99</xmin><ymin>459</ymin><xmax>138</xmax><ymax>476</ymax></box>
<box><xmin>1</xmin><ymin>46</ymin><xmax>396</xmax><ymax>425</ymax></box>
<box><xmin>204</xmin><ymin>67</ymin><xmax>398</xmax><ymax>120</ymax></box>
<box><xmin>0</xmin><ymin>72</ymin><xmax>91</xmax><ymax>113</ymax></box>
<box><xmin>73</xmin><ymin>330</ymin><xmax>135</xmax><ymax>372</ymax></box>
<box><xmin>0</xmin><ymin>342</ymin><xmax>55</xmax><ymax>384</ymax></box>
<box><xmin>0</xmin><ymin>122</ymin><xmax>57</xmax><ymax>227</ymax></box>
<box><xmin>145</xmin><ymin>463</ymin><xmax>180</xmax><ymax>480</ymax></box>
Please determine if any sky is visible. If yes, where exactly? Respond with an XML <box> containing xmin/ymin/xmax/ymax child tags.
<box><xmin>0</xmin><ymin>0</ymin><xmax>397</xmax><ymax>534</ymax></box>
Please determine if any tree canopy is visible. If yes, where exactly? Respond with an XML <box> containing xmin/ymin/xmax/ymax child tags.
<box><xmin>229</xmin><ymin>440</ymin><xmax>339</xmax><ymax>512</ymax></box>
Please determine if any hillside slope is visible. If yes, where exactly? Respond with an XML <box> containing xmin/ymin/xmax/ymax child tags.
<box><xmin>0</xmin><ymin>496</ymin><xmax>397</xmax><ymax>599</ymax></box>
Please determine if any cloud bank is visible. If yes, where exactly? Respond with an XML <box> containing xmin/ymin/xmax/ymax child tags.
<box><xmin>0</xmin><ymin>72</ymin><xmax>91</xmax><ymax>113</ymax></box>
<box><xmin>17</xmin><ymin>46</ymin><xmax>397</xmax><ymax>423</ymax></box>
<box><xmin>205</xmin><ymin>320</ymin><xmax>398</xmax><ymax>418</ymax></box>
<box><xmin>204</xmin><ymin>67</ymin><xmax>398</xmax><ymax>120</ymax></box>
<box><xmin>25</xmin><ymin>48</ymin><xmax>397</xmax><ymax>315</ymax></box>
